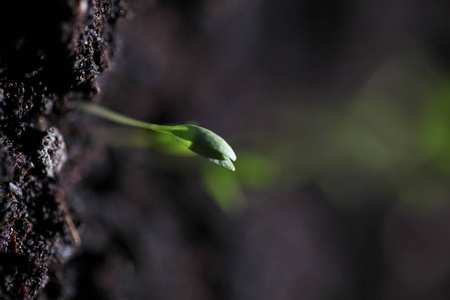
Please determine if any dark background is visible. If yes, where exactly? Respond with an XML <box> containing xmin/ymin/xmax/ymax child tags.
<box><xmin>74</xmin><ymin>0</ymin><xmax>450</xmax><ymax>299</ymax></box>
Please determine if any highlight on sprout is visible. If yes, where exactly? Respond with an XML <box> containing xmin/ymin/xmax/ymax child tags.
<box><xmin>77</xmin><ymin>101</ymin><xmax>237</xmax><ymax>171</ymax></box>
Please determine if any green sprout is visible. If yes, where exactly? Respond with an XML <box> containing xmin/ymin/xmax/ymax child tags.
<box><xmin>77</xmin><ymin>101</ymin><xmax>237</xmax><ymax>171</ymax></box>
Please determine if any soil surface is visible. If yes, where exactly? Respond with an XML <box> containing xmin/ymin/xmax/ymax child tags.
<box><xmin>0</xmin><ymin>1</ymin><xmax>125</xmax><ymax>299</ymax></box>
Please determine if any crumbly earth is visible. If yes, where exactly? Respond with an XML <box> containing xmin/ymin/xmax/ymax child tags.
<box><xmin>0</xmin><ymin>1</ymin><xmax>125</xmax><ymax>299</ymax></box>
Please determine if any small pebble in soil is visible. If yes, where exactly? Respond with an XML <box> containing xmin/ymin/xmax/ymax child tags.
<box><xmin>37</xmin><ymin>127</ymin><xmax>67</xmax><ymax>178</ymax></box>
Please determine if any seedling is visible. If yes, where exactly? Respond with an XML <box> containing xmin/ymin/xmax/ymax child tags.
<box><xmin>77</xmin><ymin>101</ymin><xmax>237</xmax><ymax>171</ymax></box>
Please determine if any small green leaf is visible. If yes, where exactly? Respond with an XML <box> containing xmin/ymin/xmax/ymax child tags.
<box><xmin>208</xmin><ymin>156</ymin><xmax>236</xmax><ymax>172</ymax></box>
<box><xmin>153</xmin><ymin>132</ymin><xmax>196</xmax><ymax>156</ymax></box>
<box><xmin>152</xmin><ymin>124</ymin><xmax>237</xmax><ymax>171</ymax></box>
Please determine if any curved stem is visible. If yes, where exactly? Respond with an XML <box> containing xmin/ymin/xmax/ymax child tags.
<box><xmin>77</xmin><ymin>101</ymin><xmax>159</xmax><ymax>131</ymax></box>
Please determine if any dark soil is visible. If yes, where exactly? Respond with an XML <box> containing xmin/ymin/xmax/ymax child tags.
<box><xmin>0</xmin><ymin>1</ymin><xmax>125</xmax><ymax>299</ymax></box>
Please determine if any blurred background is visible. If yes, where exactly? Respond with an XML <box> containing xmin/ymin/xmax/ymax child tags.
<box><xmin>73</xmin><ymin>0</ymin><xmax>450</xmax><ymax>299</ymax></box>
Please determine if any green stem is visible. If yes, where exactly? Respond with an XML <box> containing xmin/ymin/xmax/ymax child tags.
<box><xmin>77</xmin><ymin>101</ymin><xmax>160</xmax><ymax>131</ymax></box>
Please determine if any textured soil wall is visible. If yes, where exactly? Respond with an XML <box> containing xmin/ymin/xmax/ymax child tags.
<box><xmin>0</xmin><ymin>1</ymin><xmax>125</xmax><ymax>298</ymax></box>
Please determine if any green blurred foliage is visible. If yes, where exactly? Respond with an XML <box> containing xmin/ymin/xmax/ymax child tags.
<box><xmin>419</xmin><ymin>81</ymin><xmax>450</xmax><ymax>171</ymax></box>
<box><xmin>93</xmin><ymin>62</ymin><xmax>450</xmax><ymax>214</ymax></box>
<box><xmin>202</xmin><ymin>164</ymin><xmax>245</xmax><ymax>214</ymax></box>
<box><xmin>201</xmin><ymin>152</ymin><xmax>281</xmax><ymax>213</ymax></box>
<box><xmin>235</xmin><ymin>152</ymin><xmax>280</xmax><ymax>189</ymax></box>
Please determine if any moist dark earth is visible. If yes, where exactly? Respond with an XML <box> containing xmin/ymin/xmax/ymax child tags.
<box><xmin>0</xmin><ymin>1</ymin><xmax>125</xmax><ymax>298</ymax></box>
